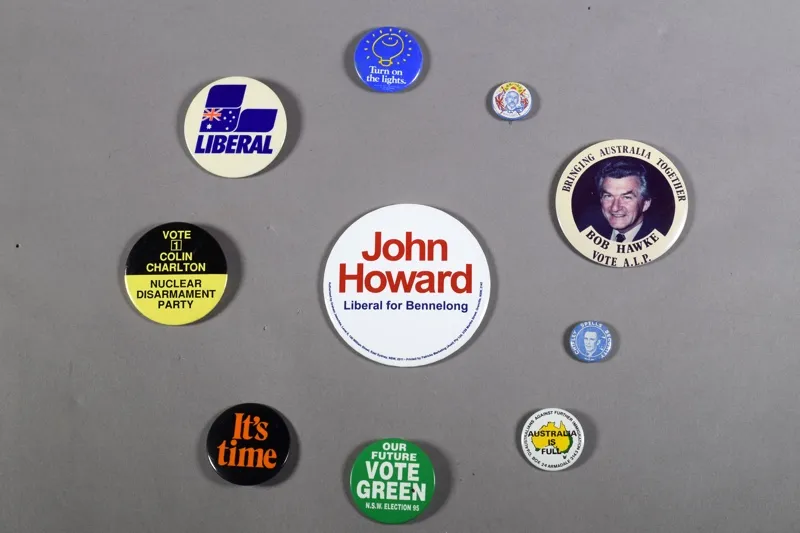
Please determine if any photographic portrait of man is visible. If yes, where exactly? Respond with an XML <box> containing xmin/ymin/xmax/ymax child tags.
<box><xmin>582</xmin><ymin>329</ymin><xmax>600</xmax><ymax>358</ymax></box>
<box><xmin>575</xmin><ymin>157</ymin><xmax>672</xmax><ymax>243</ymax></box>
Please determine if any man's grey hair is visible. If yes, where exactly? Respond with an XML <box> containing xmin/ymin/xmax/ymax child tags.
<box><xmin>594</xmin><ymin>158</ymin><xmax>650</xmax><ymax>200</ymax></box>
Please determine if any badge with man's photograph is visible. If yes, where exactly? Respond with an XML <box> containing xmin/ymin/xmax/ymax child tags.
<box><xmin>555</xmin><ymin>139</ymin><xmax>689</xmax><ymax>267</ymax></box>
<box><xmin>569</xmin><ymin>321</ymin><xmax>613</xmax><ymax>362</ymax></box>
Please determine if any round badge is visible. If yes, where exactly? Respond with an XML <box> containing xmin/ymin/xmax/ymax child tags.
<box><xmin>569</xmin><ymin>321</ymin><xmax>613</xmax><ymax>362</ymax></box>
<box><xmin>206</xmin><ymin>403</ymin><xmax>291</xmax><ymax>486</ymax></box>
<box><xmin>124</xmin><ymin>222</ymin><xmax>228</xmax><ymax>326</ymax></box>
<box><xmin>349</xmin><ymin>438</ymin><xmax>435</xmax><ymax>524</ymax></box>
<box><xmin>354</xmin><ymin>27</ymin><xmax>424</xmax><ymax>92</ymax></box>
<box><xmin>491</xmin><ymin>82</ymin><xmax>533</xmax><ymax>120</ymax></box>
<box><xmin>183</xmin><ymin>76</ymin><xmax>287</xmax><ymax>178</ymax></box>
<box><xmin>520</xmin><ymin>408</ymin><xmax>585</xmax><ymax>471</ymax></box>
<box><xmin>322</xmin><ymin>204</ymin><xmax>491</xmax><ymax>367</ymax></box>
<box><xmin>555</xmin><ymin>139</ymin><xmax>689</xmax><ymax>267</ymax></box>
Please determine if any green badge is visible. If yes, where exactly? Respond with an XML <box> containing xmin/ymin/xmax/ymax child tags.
<box><xmin>349</xmin><ymin>438</ymin><xmax>436</xmax><ymax>524</ymax></box>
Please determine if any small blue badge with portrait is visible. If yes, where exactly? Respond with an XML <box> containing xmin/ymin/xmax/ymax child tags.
<box><xmin>569</xmin><ymin>321</ymin><xmax>613</xmax><ymax>362</ymax></box>
<box><xmin>353</xmin><ymin>27</ymin><xmax>424</xmax><ymax>93</ymax></box>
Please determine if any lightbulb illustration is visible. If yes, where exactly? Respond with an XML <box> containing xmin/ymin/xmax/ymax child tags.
<box><xmin>372</xmin><ymin>33</ymin><xmax>405</xmax><ymax>67</ymax></box>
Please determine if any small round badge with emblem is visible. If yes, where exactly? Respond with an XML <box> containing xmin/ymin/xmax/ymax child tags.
<box><xmin>205</xmin><ymin>403</ymin><xmax>292</xmax><ymax>486</ymax></box>
<box><xmin>569</xmin><ymin>321</ymin><xmax>613</xmax><ymax>362</ymax></box>
<box><xmin>491</xmin><ymin>81</ymin><xmax>533</xmax><ymax>121</ymax></box>
<box><xmin>520</xmin><ymin>408</ymin><xmax>585</xmax><ymax>471</ymax></box>
<box><xmin>353</xmin><ymin>27</ymin><xmax>424</xmax><ymax>92</ymax></box>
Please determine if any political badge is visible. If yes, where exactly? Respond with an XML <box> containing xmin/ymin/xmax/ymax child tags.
<box><xmin>322</xmin><ymin>204</ymin><xmax>491</xmax><ymax>367</ymax></box>
<box><xmin>520</xmin><ymin>408</ymin><xmax>585</xmax><ymax>471</ymax></box>
<box><xmin>349</xmin><ymin>438</ymin><xmax>435</xmax><ymax>523</ymax></box>
<box><xmin>124</xmin><ymin>222</ymin><xmax>227</xmax><ymax>325</ymax></box>
<box><xmin>354</xmin><ymin>27</ymin><xmax>424</xmax><ymax>92</ymax></box>
<box><xmin>555</xmin><ymin>139</ymin><xmax>689</xmax><ymax>267</ymax></box>
<box><xmin>491</xmin><ymin>82</ymin><xmax>533</xmax><ymax>121</ymax></box>
<box><xmin>183</xmin><ymin>76</ymin><xmax>287</xmax><ymax>178</ymax></box>
<box><xmin>569</xmin><ymin>321</ymin><xmax>613</xmax><ymax>362</ymax></box>
<box><xmin>206</xmin><ymin>403</ymin><xmax>292</xmax><ymax>485</ymax></box>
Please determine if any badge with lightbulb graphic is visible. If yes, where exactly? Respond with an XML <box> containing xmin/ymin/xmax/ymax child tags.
<box><xmin>354</xmin><ymin>27</ymin><xmax>424</xmax><ymax>93</ymax></box>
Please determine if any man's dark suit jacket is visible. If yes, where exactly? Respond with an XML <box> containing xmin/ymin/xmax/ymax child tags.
<box><xmin>577</xmin><ymin>205</ymin><xmax>669</xmax><ymax>241</ymax></box>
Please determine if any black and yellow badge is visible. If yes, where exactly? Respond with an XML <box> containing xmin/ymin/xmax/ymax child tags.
<box><xmin>124</xmin><ymin>222</ymin><xmax>227</xmax><ymax>325</ymax></box>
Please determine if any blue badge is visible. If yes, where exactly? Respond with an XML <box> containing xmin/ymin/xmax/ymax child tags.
<box><xmin>569</xmin><ymin>322</ymin><xmax>613</xmax><ymax>362</ymax></box>
<box><xmin>354</xmin><ymin>27</ymin><xmax>424</xmax><ymax>92</ymax></box>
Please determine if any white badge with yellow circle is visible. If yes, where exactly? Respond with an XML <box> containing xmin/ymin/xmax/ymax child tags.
<box><xmin>555</xmin><ymin>139</ymin><xmax>688</xmax><ymax>267</ymax></box>
<box><xmin>183</xmin><ymin>76</ymin><xmax>287</xmax><ymax>178</ymax></box>
<box><xmin>521</xmin><ymin>408</ymin><xmax>585</xmax><ymax>471</ymax></box>
<box><xmin>124</xmin><ymin>222</ymin><xmax>228</xmax><ymax>325</ymax></box>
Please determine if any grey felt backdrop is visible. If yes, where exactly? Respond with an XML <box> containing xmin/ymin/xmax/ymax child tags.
<box><xmin>2</xmin><ymin>0</ymin><xmax>799</xmax><ymax>531</ymax></box>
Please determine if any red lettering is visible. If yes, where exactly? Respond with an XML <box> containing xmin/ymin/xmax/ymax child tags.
<box><xmin>428</xmin><ymin>238</ymin><xmax>447</xmax><ymax>261</ymax></box>
<box><xmin>362</xmin><ymin>232</ymin><xmax>382</xmax><ymax>261</ymax></box>
<box><xmin>360</xmin><ymin>231</ymin><xmax>449</xmax><ymax>261</ymax></box>
<box><xmin>383</xmin><ymin>238</ymin><xmax>404</xmax><ymax>261</ymax></box>
<box><xmin>338</xmin><ymin>263</ymin><xmax>473</xmax><ymax>293</ymax></box>
<box><xmin>365</xmin><ymin>270</ymin><xmax>386</xmax><ymax>292</ymax></box>
<box><xmin>405</xmin><ymin>232</ymin><xmax>426</xmax><ymax>260</ymax></box>
<box><xmin>452</xmin><ymin>264</ymin><xmax>472</xmax><ymax>293</ymax></box>
<box><xmin>385</xmin><ymin>270</ymin><xmax>416</xmax><ymax>292</ymax></box>
<box><xmin>437</xmin><ymin>271</ymin><xmax>453</xmax><ymax>292</ymax></box>
<box><xmin>339</xmin><ymin>262</ymin><xmax>364</xmax><ymax>292</ymax></box>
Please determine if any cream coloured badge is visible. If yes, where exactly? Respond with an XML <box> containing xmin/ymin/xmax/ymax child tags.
<box><xmin>555</xmin><ymin>139</ymin><xmax>688</xmax><ymax>267</ymax></box>
<box><xmin>183</xmin><ymin>76</ymin><xmax>287</xmax><ymax>178</ymax></box>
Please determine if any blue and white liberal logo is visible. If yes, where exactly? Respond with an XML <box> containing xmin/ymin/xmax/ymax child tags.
<box><xmin>196</xmin><ymin>84</ymin><xmax>277</xmax><ymax>153</ymax></box>
<box><xmin>569</xmin><ymin>321</ymin><xmax>613</xmax><ymax>362</ymax></box>
<box><xmin>184</xmin><ymin>76</ymin><xmax>287</xmax><ymax>178</ymax></box>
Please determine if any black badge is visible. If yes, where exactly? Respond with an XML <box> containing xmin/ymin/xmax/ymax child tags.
<box><xmin>206</xmin><ymin>403</ymin><xmax>291</xmax><ymax>485</ymax></box>
<box><xmin>124</xmin><ymin>222</ymin><xmax>228</xmax><ymax>325</ymax></box>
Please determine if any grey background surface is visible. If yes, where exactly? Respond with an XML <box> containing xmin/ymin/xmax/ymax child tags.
<box><xmin>1</xmin><ymin>0</ymin><xmax>799</xmax><ymax>531</ymax></box>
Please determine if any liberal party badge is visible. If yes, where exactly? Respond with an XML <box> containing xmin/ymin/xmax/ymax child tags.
<box><xmin>354</xmin><ymin>27</ymin><xmax>424</xmax><ymax>92</ymax></box>
<box><xmin>569</xmin><ymin>321</ymin><xmax>613</xmax><ymax>362</ymax></box>
<box><xmin>555</xmin><ymin>139</ymin><xmax>688</xmax><ymax>267</ymax></box>
<box><xmin>183</xmin><ymin>76</ymin><xmax>287</xmax><ymax>178</ymax></box>
<box><xmin>124</xmin><ymin>222</ymin><xmax>227</xmax><ymax>325</ymax></box>
<box><xmin>521</xmin><ymin>408</ymin><xmax>585</xmax><ymax>471</ymax></box>
<box><xmin>491</xmin><ymin>82</ymin><xmax>533</xmax><ymax>121</ymax></box>
<box><xmin>322</xmin><ymin>204</ymin><xmax>491</xmax><ymax>367</ymax></box>
<box><xmin>349</xmin><ymin>438</ymin><xmax>435</xmax><ymax>524</ymax></box>
<box><xmin>206</xmin><ymin>403</ymin><xmax>291</xmax><ymax>485</ymax></box>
